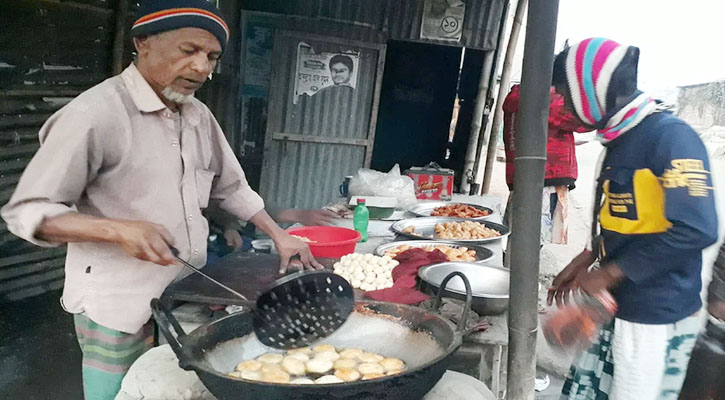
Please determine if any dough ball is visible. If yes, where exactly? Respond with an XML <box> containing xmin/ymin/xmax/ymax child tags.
<box><xmin>334</xmin><ymin>367</ymin><xmax>361</xmax><ymax>382</ymax></box>
<box><xmin>316</xmin><ymin>350</ymin><xmax>341</xmax><ymax>362</ymax></box>
<box><xmin>281</xmin><ymin>357</ymin><xmax>306</xmax><ymax>376</ymax></box>
<box><xmin>227</xmin><ymin>371</ymin><xmax>243</xmax><ymax>378</ymax></box>
<box><xmin>305</xmin><ymin>358</ymin><xmax>334</xmax><ymax>374</ymax></box>
<box><xmin>287</xmin><ymin>352</ymin><xmax>310</xmax><ymax>362</ymax></box>
<box><xmin>380</xmin><ymin>357</ymin><xmax>405</xmax><ymax>372</ymax></box>
<box><xmin>357</xmin><ymin>352</ymin><xmax>384</xmax><ymax>363</ymax></box>
<box><xmin>333</xmin><ymin>358</ymin><xmax>358</xmax><ymax>370</ymax></box>
<box><xmin>240</xmin><ymin>370</ymin><xmax>262</xmax><ymax>381</ymax></box>
<box><xmin>260</xmin><ymin>369</ymin><xmax>291</xmax><ymax>384</ymax></box>
<box><xmin>357</xmin><ymin>362</ymin><xmax>385</xmax><ymax>375</ymax></box>
<box><xmin>386</xmin><ymin>369</ymin><xmax>404</xmax><ymax>376</ymax></box>
<box><xmin>339</xmin><ymin>348</ymin><xmax>363</xmax><ymax>360</ymax></box>
<box><xmin>257</xmin><ymin>353</ymin><xmax>284</xmax><ymax>364</ymax></box>
<box><xmin>235</xmin><ymin>359</ymin><xmax>262</xmax><ymax>372</ymax></box>
<box><xmin>315</xmin><ymin>375</ymin><xmax>344</xmax><ymax>384</ymax></box>
<box><xmin>313</xmin><ymin>344</ymin><xmax>336</xmax><ymax>353</ymax></box>
<box><xmin>290</xmin><ymin>377</ymin><xmax>315</xmax><ymax>385</ymax></box>
<box><xmin>362</xmin><ymin>372</ymin><xmax>386</xmax><ymax>380</ymax></box>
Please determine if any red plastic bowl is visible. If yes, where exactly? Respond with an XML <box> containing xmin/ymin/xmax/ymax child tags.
<box><xmin>286</xmin><ymin>226</ymin><xmax>361</xmax><ymax>258</ymax></box>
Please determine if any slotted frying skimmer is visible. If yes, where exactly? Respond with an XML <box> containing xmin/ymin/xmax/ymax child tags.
<box><xmin>170</xmin><ymin>248</ymin><xmax>354</xmax><ymax>349</ymax></box>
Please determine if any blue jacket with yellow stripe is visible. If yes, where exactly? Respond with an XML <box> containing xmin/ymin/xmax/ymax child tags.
<box><xmin>599</xmin><ymin>112</ymin><xmax>718</xmax><ymax>324</ymax></box>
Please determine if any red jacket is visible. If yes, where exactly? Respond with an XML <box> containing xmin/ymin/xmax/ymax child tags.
<box><xmin>502</xmin><ymin>84</ymin><xmax>589</xmax><ymax>190</ymax></box>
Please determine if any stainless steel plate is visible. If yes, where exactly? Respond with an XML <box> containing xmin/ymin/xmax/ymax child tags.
<box><xmin>374</xmin><ymin>240</ymin><xmax>494</xmax><ymax>263</ymax></box>
<box><xmin>390</xmin><ymin>217</ymin><xmax>510</xmax><ymax>243</ymax></box>
<box><xmin>418</xmin><ymin>262</ymin><xmax>510</xmax><ymax>298</ymax></box>
<box><xmin>407</xmin><ymin>201</ymin><xmax>494</xmax><ymax>219</ymax></box>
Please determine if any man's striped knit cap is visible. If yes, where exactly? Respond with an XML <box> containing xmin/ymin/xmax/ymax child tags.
<box><xmin>132</xmin><ymin>0</ymin><xmax>229</xmax><ymax>52</ymax></box>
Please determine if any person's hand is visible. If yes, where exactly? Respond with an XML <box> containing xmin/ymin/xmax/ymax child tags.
<box><xmin>278</xmin><ymin>209</ymin><xmax>338</xmax><ymax>226</ymax></box>
<box><xmin>273</xmin><ymin>232</ymin><xmax>324</xmax><ymax>273</ymax></box>
<box><xmin>223</xmin><ymin>228</ymin><xmax>243</xmax><ymax>250</ymax></box>
<box><xmin>112</xmin><ymin>220</ymin><xmax>176</xmax><ymax>266</ymax></box>
<box><xmin>573</xmin><ymin>263</ymin><xmax>624</xmax><ymax>297</ymax></box>
<box><xmin>547</xmin><ymin>249</ymin><xmax>596</xmax><ymax>307</ymax></box>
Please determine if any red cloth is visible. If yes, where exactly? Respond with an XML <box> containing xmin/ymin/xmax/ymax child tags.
<box><xmin>503</xmin><ymin>84</ymin><xmax>590</xmax><ymax>190</ymax></box>
<box><xmin>364</xmin><ymin>248</ymin><xmax>449</xmax><ymax>304</ymax></box>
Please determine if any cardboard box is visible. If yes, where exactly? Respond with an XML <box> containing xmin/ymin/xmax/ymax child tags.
<box><xmin>405</xmin><ymin>163</ymin><xmax>454</xmax><ymax>201</ymax></box>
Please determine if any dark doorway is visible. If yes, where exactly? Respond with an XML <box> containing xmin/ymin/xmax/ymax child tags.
<box><xmin>370</xmin><ymin>41</ymin><xmax>462</xmax><ymax>173</ymax></box>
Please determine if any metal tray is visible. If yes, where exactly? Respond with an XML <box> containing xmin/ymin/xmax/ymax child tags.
<box><xmin>418</xmin><ymin>262</ymin><xmax>509</xmax><ymax>315</ymax></box>
<box><xmin>407</xmin><ymin>201</ymin><xmax>494</xmax><ymax>219</ymax></box>
<box><xmin>390</xmin><ymin>217</ymin><xmax>510</xmax><ymax>244</ymax></box>
<box><xmin>374</xmin><ymin>240</ymin><xmax>494</xmax><ymax>263</ymax></box>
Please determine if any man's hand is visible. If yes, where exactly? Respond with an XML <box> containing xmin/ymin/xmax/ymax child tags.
<box><xmin>111</xmin><ymin>220</ymin><xmax>177</xmax><ymax>266</ymax></box>
<box><xmin>36</xmin><ymin>212</ymin><xmax>176</xmax><ymax>266</ymax></box>
<box><xmin>273</xmin><ymin>232</ymin><xmax>323</xmax><ymax>273</ymax></box>
<box><xmin>547</xmin><ymin>249</ymin><xmax>596</xmax><ymax>307</ymax></box>
<box><xmin>573</xmin><ymin>263</ymin><xmax>625</xmax><ymax>297</ymax></box>
<box><xmin>223</xmin><ymin>228</ymin><xmax>243</xmax><ymax>250</ymax></box>
<box><xmin>277</xmin><ymin>209</ymin><xmax>338</xmax><ymax>226</ymax></box>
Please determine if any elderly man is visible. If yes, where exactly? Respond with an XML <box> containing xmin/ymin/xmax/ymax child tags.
<box><xmin>547</xmin><ymin>38</ymin><xmax>718</xmax><ymax>399</ymax></box>
<box><xmin>0</xmin><ymin>1</ymin><xmax>319</xmax><ymax>398</ymax></box>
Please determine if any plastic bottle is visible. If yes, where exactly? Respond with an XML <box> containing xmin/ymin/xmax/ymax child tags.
<box><xmin>542</xmin><ymin>289</ymin><xmax>617</xmax><ymax>350</ymax></box>
<box><xmin>353</xmin><ymin>199</ymin><xmax>369</xmax><ymax>243</ymax></box>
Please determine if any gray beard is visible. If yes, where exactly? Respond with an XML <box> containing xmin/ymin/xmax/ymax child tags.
<box><xmin>161</xmin><ymin>87</ymin><xmax>194</xmax><ymax>104</ymax></box>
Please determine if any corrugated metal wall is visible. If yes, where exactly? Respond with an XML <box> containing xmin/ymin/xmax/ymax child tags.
<box><xmin>242</xmin><ymin>0</ymin><xmax>506</xmax><ymax>50</ymax></box>
<box><xmin>0</xmin><ymin>0</ymin><xmax>131</xmax><ymax>302</ymax></box>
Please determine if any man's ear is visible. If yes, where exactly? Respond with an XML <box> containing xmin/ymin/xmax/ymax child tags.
<box><xmin>133</xmin><ymin>36</ymin><xmax>149</xmax><ymax>55</ymax></box>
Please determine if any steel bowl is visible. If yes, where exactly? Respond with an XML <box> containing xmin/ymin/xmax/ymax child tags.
<box><xmin>407</xmin><ymin>201</ymin><xmax>494</xmax><ymax>220</ymax></box>
<box><xmin>374</xmin><ymin>240</ymin><xmax>494</xmax><ymax>263</ymax></box>
<box><xmin>391</xmin><ymin>217</ymin><xmax>510</xmax><ymax>244</ymax></box>
<box><xmin>418</xmin><ymin>262</ymin><xmax>509</xmax><ymax>315</ymax></box>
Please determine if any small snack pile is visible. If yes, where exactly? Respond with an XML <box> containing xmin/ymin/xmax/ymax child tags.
<box><xmin>333</xmin><ymin>253</ymin><xmax>398</xmax><ymax>291</ymax></box>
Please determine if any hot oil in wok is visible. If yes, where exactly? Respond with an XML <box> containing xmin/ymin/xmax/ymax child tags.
<box><xmin>204</xmin><ymin>312</ymin><xmax>446</xmax><ymax>385</ymax></box>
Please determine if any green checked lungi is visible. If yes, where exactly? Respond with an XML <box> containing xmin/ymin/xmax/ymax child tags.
<box><xmin>74</xmin><ymin>314</ymin><xmax>154</xmax><ymax>400</ymax></box>
<box><xmin>561</xmin><ymin>315</ymin><xmax>700</xmax><ymax>400</ymax></box>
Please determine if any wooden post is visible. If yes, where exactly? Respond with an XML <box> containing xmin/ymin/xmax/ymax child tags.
<box><xmin>111</xmin><ymin>0</ymin><xmax>129</xmax><ymax>76</ymax></box>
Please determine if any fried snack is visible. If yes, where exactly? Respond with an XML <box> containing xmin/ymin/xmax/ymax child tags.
<box><xmin>315</xmin><ymin>375</ymin><xmax>345</xmax><ymax>384</ymax></box>
<box><xmin>281</xmin><ymin>357</ymin><xmax>306</xmax><ymax>376</ymax></box>
<box><xmin>313</xmin><ymin>344</ymin><xmax>336</xmax><ymax>353</ymax></box>
<box><xmin>257</xmin><ymin>353</ymin><xmax>284</xmax><ymax>364</ymax></box>
<box><xmin>434</xmin><ymin>221</ymin><xmax>500</xmax><ymax>240</ymax></box>
<box><xmin>315</xmin><ymin>351</ymin><xmax>341</xmax><ymax>362</ymax></box>
<box><xmin>357</xmin><ymin>362</ymin><xmax>385</xmax><ymax>375</ymax></box>
<box><xmin>287</xmin><ymin>346</ymin><xmax>313</xmax><ymax>355</ymax></box>
<box><xmin>290</xmin><ymin>377</ymin><xmax>315</xmax><ymax>384</ymax></box>
<box><xmin>431</xmin><ymin>204</ymin><xmax>491</xmax><ymax>218</ymax></box>
<box><xmin>240</xmin><ymin>371</ymin><xmax>262</xmax><ymax>381</ymax></box>
<box><xmin>357</xmin><ymin>352</ymin><xmax>384</xmax><ymax>363</ymax></box>
<box><xmin>402</xmin><ymin>226</ymin><xmax>416</xmax><ymax>234</ymax></box>
<box><xmin>236</xmin><ymin>360</ymin><xmax>262</xmax><ymax>372</ymax></box>
<box><xmin>287</xmin><ymin>352</ymin><xmax>310</xmax><ymax>362</ymax></box>
<box><xmin>261</xmin><ymin>369</ymin><xmax>291</xmax><ymax>384</ymax></box>
<box><xmin>334</xmin><ymin>367</ymin><xmax>362</xmax><ymax>382</ymax></box>
<box><xmin>362</xmin><ymin>372</ymin><xmax>386</xmax><ymax>380</ymax></box>
<box><xmin>305</xmin><ymin>358</ymin><xmax>334</xmax><ymax>374</ymax></box>
<box><xmin>384</xmin><ymin>244</ymin><xmax>477</xmax><ymax>262</ymax></box>
<box><xmin>333</xmin><ymin>358</ymin><xmax>358</xmax><ymax>370</ymax></box>
<box><xmin>380</xmin><ymin>357</ymin><xmax>405</xmax><ymax>372</ymax></box>
<box><xmin>339</xmin><ymin>348</ymin><xmax>364</xmax><ymax>360</ymax></box>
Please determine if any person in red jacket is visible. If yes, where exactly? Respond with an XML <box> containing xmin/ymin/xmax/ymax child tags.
<box><xmin>502</xmin><ymin>84</ymin><xmax>589</xmax><ymax>245</ymax></box>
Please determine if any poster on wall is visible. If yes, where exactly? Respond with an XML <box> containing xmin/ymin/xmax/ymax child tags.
<box><xmin>241</xmin><ymin>22</ymin><xmax>274</xmax><ymax>98</ymax></box>
<box><xmin>294</xmin><ymin>42</ymin><xmax>360</xmax><ymax>104</ymax></box>
<box><xmin>421</xmin><ymin>0</ymin><xmax>466</xmax><ymax>42</ymax></box>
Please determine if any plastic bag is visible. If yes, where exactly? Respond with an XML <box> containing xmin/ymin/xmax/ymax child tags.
<box><xmin>348</xmin><ymin>164</ymin><xmax>417</xmax><ymax>209</ymax></box>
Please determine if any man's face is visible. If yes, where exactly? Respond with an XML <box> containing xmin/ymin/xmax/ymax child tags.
<box><xmin>134</xmin><ymin>28</ymin><xmax>222</xmax><ymax>98</ymax></box>
<box><xmin>330</xmin><ymin>62</ymin><xmax>351</xmax><ymax>85</ymax></box>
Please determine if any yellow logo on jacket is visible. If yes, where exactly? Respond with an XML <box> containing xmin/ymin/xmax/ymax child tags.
<box><xmin>600</xmin><ymin>168</ymin><xmax>673</xmax><ymax>235</ymax></box>
<box><xmin>660</xmin><ymin>159</ymin><xmax>712</xmax><ymax>197</ymax></box>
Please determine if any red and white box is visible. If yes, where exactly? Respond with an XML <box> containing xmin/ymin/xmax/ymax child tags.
<box><xmin>405</xmin><ymin>164</ymin><xmax>454</xmax><ymax>201</ymax></box>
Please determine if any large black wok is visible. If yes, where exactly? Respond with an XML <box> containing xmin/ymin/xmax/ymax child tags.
<box><xmin>151</xmin><ymin>272</ymin><xmax>472</xmax><ymax>400</ymax></box>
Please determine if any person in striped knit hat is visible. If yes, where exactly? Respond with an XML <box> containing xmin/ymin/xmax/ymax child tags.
<box><xmin>1</xmin><ymin>1</ymin><xmax>321</xmax><ymax>399</ymax></box>
<box><xmin>547</xmin><ymin>38</ymin><xmax>718</xmax><ymax>399</ymax></box>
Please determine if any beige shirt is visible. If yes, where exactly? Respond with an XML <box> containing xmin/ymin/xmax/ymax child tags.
<box><xmin>1</xmin><ymin>64</ymin><xmax>264</xmax><ymax>333</ymax></box>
